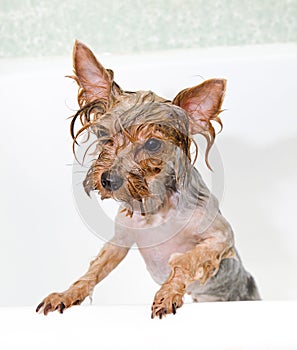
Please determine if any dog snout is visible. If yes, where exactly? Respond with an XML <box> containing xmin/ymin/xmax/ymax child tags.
<box><xmin>101</xmin><ymin>171</ymin><xmax>124</xmax><ymax>191</ymax></box>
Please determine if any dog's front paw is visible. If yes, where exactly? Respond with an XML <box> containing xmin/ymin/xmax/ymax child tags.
<box><xmin>151</xmin><ymin>285</ymin><xmax>184</xmax><ymax>319</ymax></box>
<box><xmin>36</xmin><ymin>291</ymin><xmax>84</xmax><ymax>315</ymax></box>
<box><xmin>36</xmin><ymin>283</ymin><xmax>89</xmax><ymax>315</ymax></box>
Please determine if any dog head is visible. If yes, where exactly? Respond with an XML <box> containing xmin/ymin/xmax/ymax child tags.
<box><xmin>70</xmin><ymin>41</ymin><xmax>226</xmax><ymax>216</ymax></box>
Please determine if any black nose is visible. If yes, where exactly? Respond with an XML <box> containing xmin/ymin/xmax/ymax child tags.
<box><xmin>101</xmin><ymin>171</ymin><xmax>124</xmax><ymax>191</ymax></box>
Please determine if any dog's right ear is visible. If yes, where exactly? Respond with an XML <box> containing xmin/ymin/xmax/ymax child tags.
<box><xmin>71</xmin><ymin>40</ymin><xmax>113</xmax><ymax>106</ymax></box>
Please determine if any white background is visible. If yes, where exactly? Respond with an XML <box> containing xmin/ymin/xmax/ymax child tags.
<box><xmin>0</xmin><ymin>44</ymin><xmax>297</xmax><ymax>307</ymax></box>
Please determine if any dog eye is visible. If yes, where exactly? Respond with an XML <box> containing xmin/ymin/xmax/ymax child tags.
<box><xmin>97</xmin><ymin>129</ymin><xmax>108</xmax><ymax>138</ymax></box>
<box><xmin>97</xmin><ymin>128</ymin><xmax>110</xmax><ymax>144</ymax></box>
<box><xmin>144</xmin><ymin>138</ymin><xmax>162</xmax><ymax>152</ymax></box>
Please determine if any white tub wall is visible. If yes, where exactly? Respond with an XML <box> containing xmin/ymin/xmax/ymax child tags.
<box><xmin>0</xmin><ymin>44</ymin><xmax>296</xmax><ymax>306</ymax></box>
<box><xmin>2</xmin><ymin>1</ymin><xmax>296</xmax><ymax>58</ymax></box>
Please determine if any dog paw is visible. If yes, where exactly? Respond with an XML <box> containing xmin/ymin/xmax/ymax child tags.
<box><xmin>36</xmin><ymin>291</ymin><xmax>84</xmax><ymax>315</ymax></box>
<box><xmin>151</xmin><ymin>289</ymin><xmax>184</xmax><ymax>319</ymax></box>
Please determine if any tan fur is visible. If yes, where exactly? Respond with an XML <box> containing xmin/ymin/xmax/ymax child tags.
<box><xmin>36</xmin><ymin>41</ymin><xmax>260</xmax><ymax>318</ymax></box>
<box><xmin>36</xmin><ymin>242</ymin><xmax>129</xmax><ymax>314</ymax></box>
<box><xmin>151</xmin><ymin>246</ymin><xmax>236</xmax><ymax>318</ymax></box>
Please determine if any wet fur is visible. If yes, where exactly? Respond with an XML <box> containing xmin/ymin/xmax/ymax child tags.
<box><xmin>36</xmin><ymin>41</ymin><xmax>260</xmax><ymax>318</ymax></box>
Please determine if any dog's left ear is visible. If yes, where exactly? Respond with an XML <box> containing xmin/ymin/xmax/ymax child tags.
<box><xmin>173</xmin><ymin>79</ymin><xmax>226</xmax><ymax>135</ymax></box>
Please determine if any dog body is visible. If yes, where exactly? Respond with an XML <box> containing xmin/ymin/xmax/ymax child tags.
<box><xmin>37</xmin><ymin>41</ymin><xmax>260</xmax><ymax>318</ymax></box>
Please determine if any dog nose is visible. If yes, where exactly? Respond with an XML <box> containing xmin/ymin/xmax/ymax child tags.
<box><xmin>101</xmin><ymin>171</ymin><xmax>124</xmax><ymax>191</ymax></box>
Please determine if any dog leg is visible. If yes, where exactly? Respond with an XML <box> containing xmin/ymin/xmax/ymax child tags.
<box><xmin>36</xmin><ymin>242</ymin><xmax>130</xmax><ymax>315</ymax></box>
<box><xmin>151</xmin><ymin>238</ymin><xmax>235</xmax><ymax>319</ymax></box>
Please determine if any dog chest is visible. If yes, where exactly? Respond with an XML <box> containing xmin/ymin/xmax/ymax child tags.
<box><xmin>137</xmin><ymin>234</ymin><xmax>195</xmax><ymax>285</ymax></box>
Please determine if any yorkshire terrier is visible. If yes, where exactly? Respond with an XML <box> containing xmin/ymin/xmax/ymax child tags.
<box><xmin>36</xmin><ymin>41</ymin><xmax>260</xmax><ymax>319</ymax></box>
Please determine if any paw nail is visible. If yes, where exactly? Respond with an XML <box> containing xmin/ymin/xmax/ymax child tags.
<box><xmin>60</xmin><ymin>302</ymin><xmax>65</xmax><ymax>314</ymax></box>
<box><xmin>43</xmin><ymin>303</ymin><xmax>52</xmax><ymax>315</ymax></box>
<box><xmin>36</xmin><ymin>301</ymin><xmax>44</xmax><ymax>313</ymax></box>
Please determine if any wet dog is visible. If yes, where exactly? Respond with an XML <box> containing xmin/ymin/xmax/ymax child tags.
<box><xmin>36</xmin><ymin>41</ymin><xmax>260</xmax><ymax>319</ymax></box>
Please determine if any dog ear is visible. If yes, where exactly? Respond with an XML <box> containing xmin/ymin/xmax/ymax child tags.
<box><xmin>72</xmin><ymin>40</ymin><xmax>112</xmax><ymax>105</ymax></box>
<box><xmin>173</xmin><ymin>79</ymin><xmax>226</xmax><ymax>169</ymax></box>
<box><xmin>173</xmin><ymin>79</ymin><xmax>226</xmax><ymax>135</ymax></box>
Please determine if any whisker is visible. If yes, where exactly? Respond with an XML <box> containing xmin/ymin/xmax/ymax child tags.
<box><xmin>82</xmin><ymin>139</ymin><xmax>100</xmax><ymax>165</ymax></box>
<box><xmin>191</xmin><ymin>137</ymin><xmax>199</xmax><ymax>166</ymax></box>
<box><xmin>73</xmin><ymin>170</ymin><xmax>88</xmax><ymax>174</ymax></box>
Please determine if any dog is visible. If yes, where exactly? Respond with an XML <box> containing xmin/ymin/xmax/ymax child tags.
<box><xmin>36</xmin><ymin>40</ymin><xmax>260</xmax><ymax>319</ymax></box>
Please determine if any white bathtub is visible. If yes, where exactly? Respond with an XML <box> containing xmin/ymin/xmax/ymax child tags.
<box><xmin>1</xmin><ymin>302</ymin><xmax>297</xmax><ymax>349</ymax></box>
<box><xmin>0</xmin><ymin>44</ymin><xmax>296</xmax><ymax>348</ymax></box>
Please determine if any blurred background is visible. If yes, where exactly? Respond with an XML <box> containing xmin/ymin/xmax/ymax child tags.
<box><xmin>0</xmin><ymin>0</ymin><xmax>296</xmax><ymax>307</ymax></box>
<box><xmin>1</xmin><ymin>0</ymin><xmax>297</xmax><ymax>57</ymax></box>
